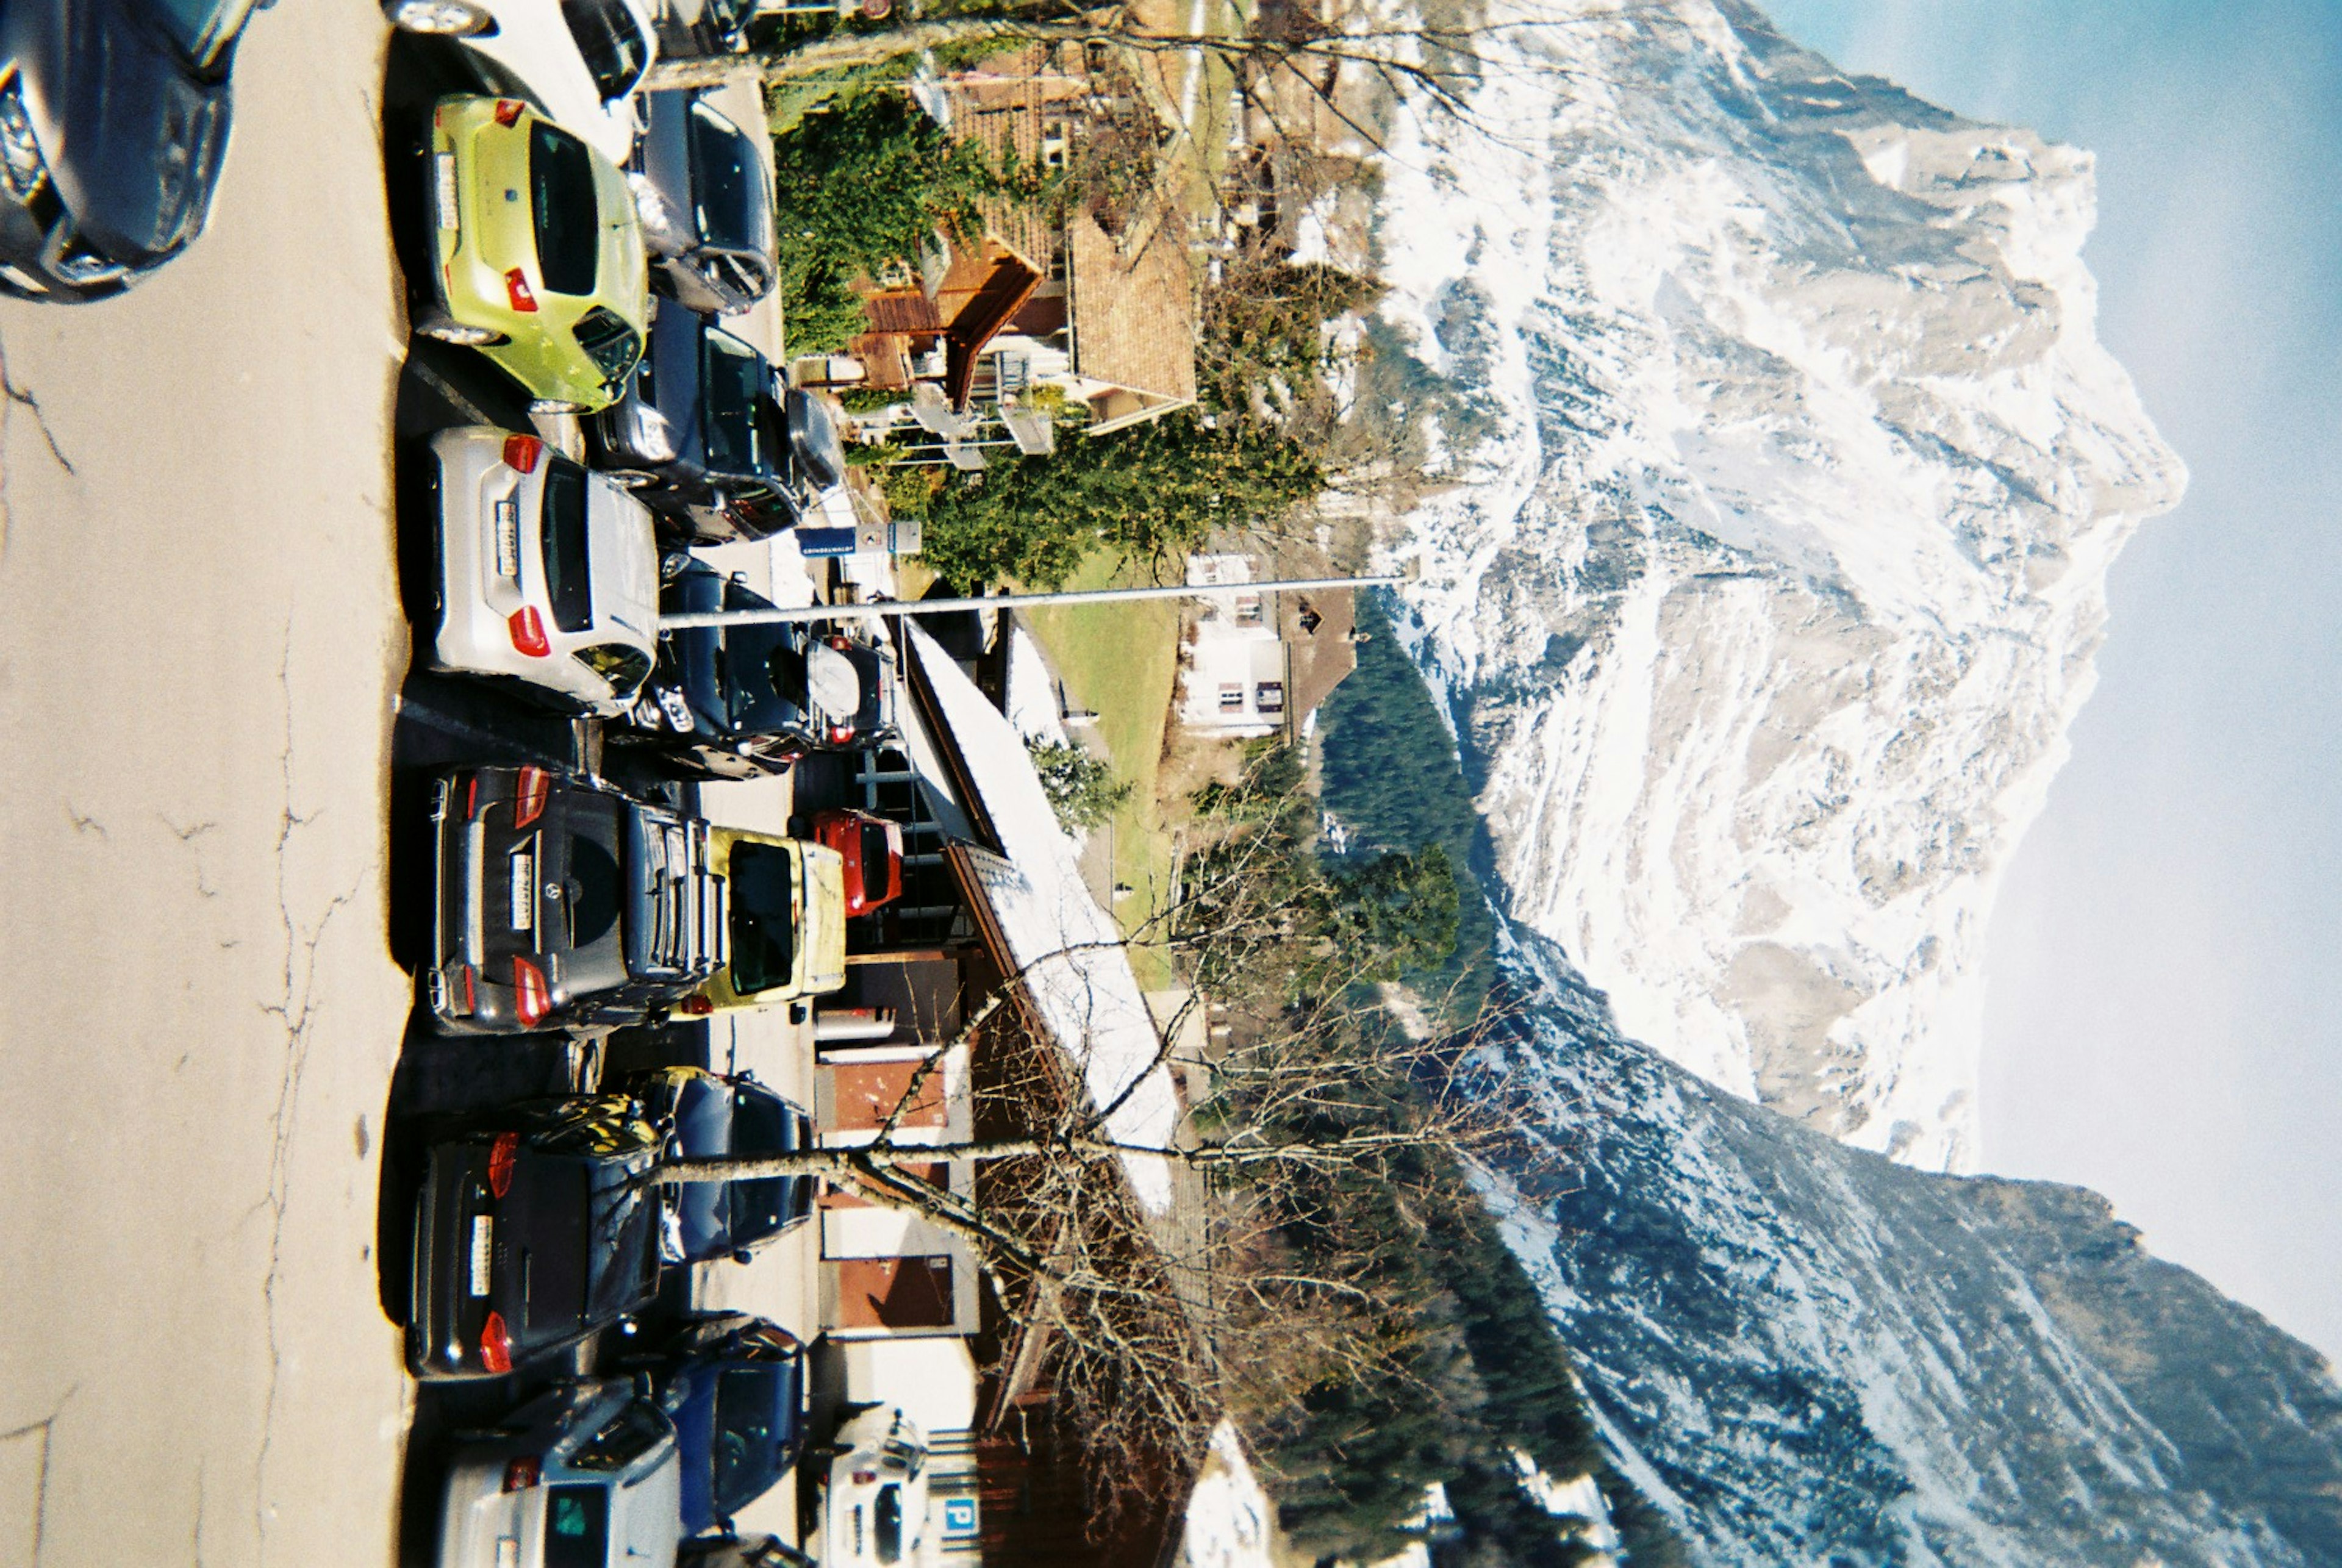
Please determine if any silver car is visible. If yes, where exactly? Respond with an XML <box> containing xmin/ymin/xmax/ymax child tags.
<box><xmin>426</xmin><ymin>425</ymin><xmax>659</xmax><ymax>718</ymax></box>
<box><xmin>440</xmin><ymin>1376</ymin><xmax>683</xmax><ymax>1568</ymax></box>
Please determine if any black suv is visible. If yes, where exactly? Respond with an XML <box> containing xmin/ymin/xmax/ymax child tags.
<box><xmin>611</xmin><ymin>560</ymin><xmax>896</xmax><ymax>780</ymax></box>
<box><xmin>406</xmin><ymin>1095</ymin><xmax>664</xmax><ymax>1381</ymax></box>
<box><xmin>426</xmin><ymin>764</ymin><xmax>725</xmax><ymax>1033</ymax></box>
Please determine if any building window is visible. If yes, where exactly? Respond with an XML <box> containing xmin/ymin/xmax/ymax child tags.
<box><xmin>1233</xmin><ymin>593</ymin><xmax>1264</xmax><ymax>626</ymax></box>
<box><xmin>1218</xmin><ymin>684</ymin><xmax>1245</xmax><ymax>712</ymax></box>
<box><xmin>1255</xmin><ymin>682</ymin><xmax>1285</xmax><ymax>714</ymax></box>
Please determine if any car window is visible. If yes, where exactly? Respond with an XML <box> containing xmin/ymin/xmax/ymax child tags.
<box><xmin>560</xmin><ymin>0</ymin><xmax>652</xmax><ymax>102</ymax></box>
<box><xmin>572</xmin><ymin>1401</ymin><xmax>666</xmax><ymax>1471</ymax></box>
<box><xmin>543</xmin><ymin>1485</ymin><xmax>610</xmax><ymax>1568</ymax></box>
<box><xmin>576</xmin><ymin>643</ymin><xmax>652</xmax><ymax>698</ymax></box>
<box><xmin>701</xmin><ymin>329</ymin><xmax>768</xmax><ymax>479</ymax></box>
<box><xmin>873</xmin><ymin>1483</ymin><xmax>904</xmax><ymax>1564</ymax></box>
<box><xmin>576</xmin><ymin>307</ymin><xmax>643</xmax><ymax>385</ymax></box>
<box><xmin>540</xmin><ymin>459</ymin><xmax>595</xmax><ymax>634</ymax></box>
<box><xmin>859</xmin><ymin>823</ymin><xmax>890</xmax><ymax>878</ymax></box>
<box><xmin>726</xmin><ymin>841</ymin><xmax>798</xmax><ymax>996</ymax></box>
<box><xmin>687</xmin><ymin>101</ymin><xmax>762</xmax><ymax>251</ymax></box>
<box><xmin>566</xmin><ymin>834</ymin><xmax>622</xmax><ymax>950</ymax></box>
<box><xmin>529</xmin><ymin>123</ymin><xmax>600</xmax><ymax>298</ymax></box>
<box><xmin>712</xmin><ymin>1366</ymin><xmax>784</xmax><ymax>1514</ymax></box>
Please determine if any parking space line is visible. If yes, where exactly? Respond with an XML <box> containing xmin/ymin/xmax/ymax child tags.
<box><xmin>406</xmin><ymin>356</ymin><xmax>495</xmax><ymax>428</ymax></box>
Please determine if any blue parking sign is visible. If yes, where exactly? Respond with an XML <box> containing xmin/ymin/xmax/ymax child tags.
<box><xmin>943</xmin><ymin>1496</ymin><xmax>978</xmax><ymax>1538</ymax></box>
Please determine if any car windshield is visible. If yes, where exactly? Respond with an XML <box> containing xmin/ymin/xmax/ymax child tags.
<box><xmin>144</xmin><ymin>0</ymin><xmax>262</xmax><ymax>65</ymax></box>
<box><xmin>510</xmin><ymin>1157</ymin><xmax>593</xmax><ymax>1333</ymax></box>
<box><xmin>576</xmin><ymin>643</ymin><xmax>653</xmax><ymax>700</ymax></box>
<box><xmin>560</xmin><ymin>0</ymin><xmax>652</xmax><ymax>101</ymax></box>
<box><xmin>688</xmin><ymin>102</ymin><xmax>762</xmax><ymax>249</ymax></box>
<box><xmin>576</xmin><ymin>307</ymin><xmax>642</xmax><ymax>385</ymax></box>
<box><xmin>543</xmin><ymin>1485</ymin><xmax>610</xmax><ymax>1568</ymax></box>
<box><xmin>712</xmin><ymin>1366</ymin><xmax>786</xmax><ymax>1514</ymax></box>
<box><xmin>726</xmin><ymin>841</ymin><xmax>798</xmax><ymax>996</ymax></box>
<box><xmin>725</xmin><ymin>1089</ymin><xmax>800</xmax><ymax>1244</ymax></box>
<box><xmin>540</xmin><ymin>459</ymin><xmax>594</xmax><ymax>633</ymax></box>
<box><xmin>701</xmin><ymin>330</ymin><xmax>768</xmax><ymax>479</ymax></box>
<box><xmin>529</xmin><ymin>124</ymin><xmax>600</xmax><ymax>297</ymax></box>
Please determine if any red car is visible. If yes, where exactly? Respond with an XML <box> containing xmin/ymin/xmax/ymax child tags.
<box><xmin>811</xmin><ymin>808</ymin><xmax>903</xmax><ymax>917</ymax></box>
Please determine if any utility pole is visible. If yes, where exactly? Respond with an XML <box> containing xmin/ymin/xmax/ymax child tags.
<box><xmin>656</xmin><ymin>570</ymin><xmax>1409</xmax><ymax>630</ymax></box>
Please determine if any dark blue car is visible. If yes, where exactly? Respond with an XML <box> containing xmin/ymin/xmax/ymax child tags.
<box><xmin>644</xmin><ymin>1312</ymin><xmax>810</xmax><ymax>1536</ymax></box>
<box><xmin>0</xmin><ymin>0</ymin><xmax>265</xmax><ymax>299</ymax></box>
<box><xmin>634</xmin><ymin>1065</ymin><xmax>815</xmax><ymax>1262</ymax></box>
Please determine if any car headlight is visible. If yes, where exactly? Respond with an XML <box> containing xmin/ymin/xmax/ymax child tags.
<box><xmin>0</xmin><ymin>72</ymin><xmax>51</xmax><ymax>201</ymax></box>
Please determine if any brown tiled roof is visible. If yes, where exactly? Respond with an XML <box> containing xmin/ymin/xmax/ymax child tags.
<box><xmin>1281</xmin><ymin>587</ymin><xmax>1358</xmax><ymax>725</ymax></box>
<box><xmin>1067</xmin><ymin>209</ymin><xmax>1198</xmax><ymax>409</ymax></box>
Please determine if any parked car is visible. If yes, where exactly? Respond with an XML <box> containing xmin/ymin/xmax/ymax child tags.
<box><xmin>609</xmin><ymin>559</ymin><xmax>888</xmax><ymax>781</ymax></box>
<box><xmin>423</xmin><ymin>426</ymin><xmax>658</xmax><ymax>717</ymax></box>
<box><xmin>678</xmin><ymin>1536</ymin><xmax>811</xmax><ymax>1568</ymax></box>
<box><xmin>821</xmin><ymin>1406</ymin><xmax>929</xmax><ymax>1568</ymax></box>
<box><xmin>637</xmin><ymin>1313</ymin><xmax>809</xmax><ymax>1535</ymax></box>
<box><xmin>589</xmin><ymin>296</ymin><xmax>785</xmax><ymax>535</ymax></box>
<box><xmin>811</xmin><ymin>809</ymin><xmax>902</xmax><ymax>918</ymax></box>
<box><xmin>417</xmin><ymin>94</ymin><xmax>648</xmax><ymax>413</ymax></box>
<box><xmin>683</xmin><ymin>827</ymin><xmax>846</xmax><ymax>1017</ymax></box>
<box><xmin>439</xmin><ymin>1376</ymin><xmax>682</xmax><ymax>1567</ymax></box>
<box><xmin>634</xmin><ymin>1067</ymin><xmax>815</xmax><ymax>1261</ymax></box>
<box><xmin>426</xmin><ymin>764</ymin><xmax>725</xmax><ymax>1034</ymax></box>
<box><xmin>406</xmin><ymin>1095</ymin><xmax>664</xmax><ymax>1380</ymax></box>
<box><xmin>679</xmin><ymin>386</ymin><xmax>848</xmax><ymax>545</ymax></box>
<box><xmin>0</xmin><ymin>0</ymin><xmax>265</xmax><ymax>300</ymax></box>
<box><xmin>386</xmin><ymin>0</ymin><xmax>656</xmax><ymax>166</ymax></box>
<box><xmin>629</xmin><ymin>88</ymin><xmax>774</xmax><ymax>315</ymax></box>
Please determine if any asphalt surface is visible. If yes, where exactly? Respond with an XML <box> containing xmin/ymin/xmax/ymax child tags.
<box><xmin>0</xmin><ymin>9</ymin><xmax>656</xmax><ymax>1566</ymax></box>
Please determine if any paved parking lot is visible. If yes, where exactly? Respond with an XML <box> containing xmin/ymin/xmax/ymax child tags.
<box><xmin>0</xmin><ymin>5</ymin><xmax>415</xmax><ymax>1564</ymax></box>
<box><xmin>0</xmin><ymin>11</ymin><xmax>823</xmax><ymax>1565</ymax></box>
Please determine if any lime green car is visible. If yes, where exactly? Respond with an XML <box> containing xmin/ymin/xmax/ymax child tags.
<box><xmin>418</xmin><ymin>95</ymin><xmax>648</xmax><ymax>413</ymax></box>
<box><xmin>682</xmin><ymin>828</ymin><xmax>847</xmax><ymax>1017</ymax></box>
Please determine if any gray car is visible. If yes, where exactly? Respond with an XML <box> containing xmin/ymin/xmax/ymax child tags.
<box><xmin>438</xmin><ymin>1376</ymin><xmax>683</xmax><ymax>1568</ymax></box>
<box><xmin>628</xmin><ymin>88</ymin><xmax>774</xmax><ymax>316</ymax></box>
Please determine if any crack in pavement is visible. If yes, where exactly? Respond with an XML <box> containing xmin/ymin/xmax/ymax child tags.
<box><xmin>2</xmin><ymin>1384</ymin><xmax>79</xmax><ymax>1567</ymax></box>
<box><xmin>246</xmin><ymin>629</ymin><xmax>361</xmax><ymax>1564</ymax></box>
<box><xmin>63</xmin><ymin>804</ymin><xmax>107</xmax><ymax>839</ymax></box>
<box><xmin>0</xmin><ymin>330</ymin><xmax>79</xmax><ymax>565</ymax></box>
<box><xmin>163</xmin><ymin>814</ymin><xmax>224</xmax><ymax>900</ymax></box>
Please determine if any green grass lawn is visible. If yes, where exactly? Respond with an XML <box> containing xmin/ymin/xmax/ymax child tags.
<box><xmin>1017</xmin><ymin>552</ymin><xmax>1183</xmax><ymax>987</ymax></box>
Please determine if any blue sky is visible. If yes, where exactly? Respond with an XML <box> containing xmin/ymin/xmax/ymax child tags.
<box><xmin>1754</xmin><ymin>0</ymin><xmax>2342</xmax><ymax>1360</ymax></box>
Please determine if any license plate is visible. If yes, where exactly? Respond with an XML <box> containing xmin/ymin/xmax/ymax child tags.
<box><xmin>509</xmin><ymin>851</ymin><xmax>534</xmax><ymax>932</ymax></box>
<box><xmin>494</xmin><ymin>1540</ymin><xmax>519</xmax><ymax>1568</ymax></box>
<box><xmin>492</xmin><ymin>498</ymin><xmax>520</xmax><ymax>578</ymax></box>
<box><xmin>468</xmin><ymin>1214</ymin><xmax>493</xmax><ymax>1297</ymax></box>
<box><xmin>434</xmin><ymin>152</ymin><xmax>459</xmax><ymax>229</ymax></box>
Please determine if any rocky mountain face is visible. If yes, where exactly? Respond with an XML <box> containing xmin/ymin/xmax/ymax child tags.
<box><xmin>1376</xmin><ymin>0</ymin><xmax>2186</xmax><ymax>1170</ymax></box>
<box><xmin>1481</xmin><ymin>928</ymin><xmax>2342</xmax><ymax>1567</ymax></box>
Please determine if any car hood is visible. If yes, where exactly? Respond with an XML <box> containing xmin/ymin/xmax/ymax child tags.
<box><xmin>9</xmin><ymin>0</ymin><xmax>232</xmax><ymax>263</ymax></box>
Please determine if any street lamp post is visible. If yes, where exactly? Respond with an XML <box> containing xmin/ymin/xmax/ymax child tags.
<box><xmin>656</xmin><ymin>570</ymin><xmax>1409</xmax><ymax>631</ymax></box>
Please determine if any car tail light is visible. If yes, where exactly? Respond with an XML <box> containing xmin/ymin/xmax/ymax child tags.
<box><xmin>678</xmin><ymin>995</ymin><xmax>714</xmax><ymax>1017</ymax></box>
<box><xmin>852</xmin><ymin>1470</ymin><xmax>876</xmax><ymax>1486</ymax></box>
<box><xmin>487</xmin><ymin>1131</ymin><xmax>520</xmax><ymax>1199</ymax></box>
<box><xmin>493</xmin><ymin>99</ymin><xmax>525</xmax><ymax>127</ymax></box>
<box><xmin>827</xmin><ymin>635</ymin><xmax>849</xmax><ymax>650</ymax></box>
<box><xmin>501</xmin><ymin>433</ymin><xmax>543</xmax><ymax>473</ymax></box>
<box><xmin>501</xmin><ymin>1455</ymin><xmax>540</xmax><ymax>1492</ymax></box>
<box><xmin>464</xmin><ymin>774</ymin><xmax>481</xmax><ymax>819</ymax></box>
<box><xmin>828</xmin><ymin>724</ymin><xmax>853</xmax><ymax>745</ymax></box>
<box><xmin>512</xmin><ymin>957</ymin><xmax>551</xmax><ymax>1026</ymax></box>
<box><xmin>507</xmin><ymin>606</ymin><xmax>549</xmax><ymax>657</ymax></box>
<box><xmin>503</xmin><ymin>268</ymin><xmax>537</xmax><ymax>313</ymax></box>
<box><xmin>479</xmin><ymin>1311</ymin><xmax>514</xmax><ymax>1374</ymax></box>
<box><xmin>513</xmin><ymin>765</ymin><xmax>551</xmax><ymax>827</ymax></box>
<box><xmin>451</xmin><ymin>963</ymin><xmax>477</xmax><ymax>1016</ymax></box>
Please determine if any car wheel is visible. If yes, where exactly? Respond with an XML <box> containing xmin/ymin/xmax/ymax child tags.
<box><xmin>386</xmin><ymin>0</ymin><xmax>492</xmax><ymax>33</ymax></box>
<box><xmin>530</xmin><ymin>398</ymin><xmax>590</xmax><ymax>415</ymax></box>
<box><xmin>414</xmin><ymin>312</ymin><xmax>505</xmax><ymax>348</ymax></box>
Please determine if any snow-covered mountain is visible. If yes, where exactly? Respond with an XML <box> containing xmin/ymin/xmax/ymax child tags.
<box><xmin>1477</xmin><ymin>927</ymin><xmax>2342</xmax><ymax>1567</ymax></box>
<box><xmin>1375</xmin><ymin>0</ymin><xmax>2185</xmax><ymax>1169</ymax></box>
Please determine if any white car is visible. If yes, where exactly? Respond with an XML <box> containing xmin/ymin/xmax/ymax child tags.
<box><xmin>427</xmin><ymin>425</ymin><xmax>659</xmax><ymax>717</ymax></box>
<box><xmin>440</xmin><ymin>1377</ymin><xmax>683</xmax><ymax>1568</ymax></box>
<box><xmin>385</xmin><ymin>0</ymin><xmax>659</xmax><ymax>166</ymax></box>
<box><xmin>821</xmin><ymin>1406</ymin><xmax>929</xmax><ymax>1567</ymax></box>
